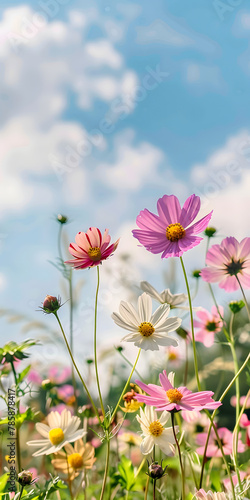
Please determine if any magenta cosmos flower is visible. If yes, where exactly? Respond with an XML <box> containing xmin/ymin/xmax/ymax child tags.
<box><xmin>132</xmin><ymin>194</ymin><xmax>212</xmax><ymax>258</ymax></box>
<box><xmin>201</xmin><ymin>237</ymin><xmax>250</xmax><ymax>292</ymax></box>
<box><xmin>196</xmin><ymin>427</ymin><xmax>245</xmax><ymax>457</ymax></box>
<box><xmin>135</xmin><ymin>370</ymin><xmax>222</xmax><ymax>412</ymax></box>
<box><xmin>193</xmin><ymin>305</ymin><xmax>224</xmax><ymax>348</ymax></box>
<box><xmin>65</xmin><ymin>227</ymin><xmax>119</xmax><ymax>269</ymax></box>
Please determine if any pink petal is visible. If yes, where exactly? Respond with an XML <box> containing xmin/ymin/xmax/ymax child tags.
<box><xmin>75</xmin><ymin>232</ymin><xmax>91</xmax><ymax>251</ymax></box>
<box><xmin>205</xmin><ymin>244</ymin><xmax>230</xmax><ymax>267</ymax></box>
<box><xmin>239</xmin><ymin>237</ymin><xmax>250</xmax><ymax>258</ymax></box>
<box><xmin>179</xmin><ymin>194</ymin><xmax>201</xmax><ymax>227</ymax></box>
<box><xmin>157</xmin><ymin>195</ymin><xmax>181</xmax><ymax>225</ymax></box>
<box><xmin>159</xmin><ymin>370</ymin><xmax>173</xmax><ymax>391</ymax></box>
<box><xmin>186</xmin><ymin>211</ymin><xmax>213</xmax><ymax>235</ymax></box>
<box><xmin>218</xmin><ymin>275</ymin><xmax>239</xmax><ymax>292</ymax></box>
<box><xmin>200</xmin><ymin>267</ymin><xmax>225</xmax><ymax>283</ymax></box>
<box><xmin>135</xmin><ymin>209</ymin><xmax>166</xmax><ymax>232</ymax></box>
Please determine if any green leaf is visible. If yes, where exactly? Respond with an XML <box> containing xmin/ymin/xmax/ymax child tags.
<box><xmin>0</xmin><ymin>474</ymin><xmax>8</xmax><ymax>492</ymax></box>
<box><xmin>17</xmin><ymin>365</ymin><xmax>31</xmax><ymax>384</ymax></box>
<box><xmin>114</xmin><ymin>455</ymin><xmax>136</xmax><ymax>492</ymax></box>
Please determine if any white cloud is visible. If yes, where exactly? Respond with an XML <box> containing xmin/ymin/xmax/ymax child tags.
<box><xmin>184</xmin><ymin>62</ymin><xmax>226</xmax><ymax>92</ymax></box>
<box><xmin>97</xmin><ymin>130</ymin><xmax>165</xmax><ymax>191</ymax></box>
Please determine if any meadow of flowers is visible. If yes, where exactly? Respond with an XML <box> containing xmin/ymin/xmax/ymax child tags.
<box><xmin>0</xmin><ymin>194</ymin><xmax>249</xmax><ymax>500</ymax></box>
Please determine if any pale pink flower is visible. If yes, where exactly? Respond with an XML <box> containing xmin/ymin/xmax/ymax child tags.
<box><xmin>135</xmin><ymin>370</ymin><xmax>222</xmax><ymax>412</ymax></box>
<box><xmin>196</xmin><ymin>427</ymin><xmax>245</xmax><ymax>457</ymax></box>
<box><xmin>240</xmin><ymin>413</ymin><xmax>250</xmax><ymax>447</ymax></box>
<box><xmin>65</xmin><ymin>227</ymin><xmax>119</xmax><ymax>269</ymax></box>
<box><xmin>230</xmin><ymin>394</ymin><xmax>250</xmax><ymax>408</ymax></box>
<box><xmin>48</xmin><ymin>366</ymin><xmax>71</xmax><ymax>383</ymax></box>
<box><xmin>193</xmin><ymin>306</ymin><xmax>223</xmax><ymax>347</ymax></box>
<box><xmin>201</xmin><ymin>237</ymin><xmax>250</xmax><ymax>292</ymax></box>
<box><xmin>195</xmin><ymin>489</ymin><xmax>227</xmax><ymax>500</ymax></box>
<box><xmin>223</xmin><ymin>471</ymin><xmax>247</xmax><ymax>491</ymax></box>
<box><xmin>132</xmin><ymin>194</ymin><xmax>212</xmax><ymax>258</ymax></box>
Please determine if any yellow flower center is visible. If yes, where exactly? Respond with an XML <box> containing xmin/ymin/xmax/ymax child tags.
<box><xmin>138</xmin><ymin>322</ymin><xmax>155</xmax><ymax>337</ymax></box>
<box><xmin>88</xmin><ymin>247</ymin><xmax>102</xmax><ymax>261</ymax></box>
<box><xmin>166</xmin><ymin>389</ymin><xmax>183</xmax><ymax>403</ymax></box>
<box><xmin>168</xmin><ymin>351</ymin><xmax>178</xmax><ymax>361</ymax></box>
<box><xmin>49</xmin><ymin>428</ymin><xmax>65</xmax><ymax>445</ymax></box>
<box><xmin>166</xmin><ymin>223</ymin><xmax>185</xmax><ymax>242</ymax></box>
<box><xmin>149</xmin><ymin>420</ymin><xmax>164</xmax><ymax>436</ymax></box>
<box><xmin>68</xmin><ymin>453</ymin><xmax>84</xmax><ymax>469</ymax></box>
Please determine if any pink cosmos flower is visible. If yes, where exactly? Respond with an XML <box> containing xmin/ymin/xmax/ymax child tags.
<box><xmin>65</xmin><ymin>227</ymin><xmax>119</xmax><ymax>269</ymax></box>
<box><xmin>201</xmin><ymin>237</ymin><xmax>250</xmax><ymax>292</ymax></box>
<box><xmin>132</xmin><ymin>194</ymin><xmax>212</xmax><ymax>258</ymax></box>
<box><xmin>193</xmin><ymin>306</ymin><xmax>224</xmax><ymax>348</ymax></box>
<box><xmin>240</xmin><ymin>413</ymin><xmax>250</xmax><ymax>447</ymax></box>
<box><xmin>230</xmin><ymin>394</ymin><xmax>250</xmax><ymax>408</ymax></box>
<box><xmin>196</xmin><ymin>427</ymin><xmax>245</xmax><ymax>457</ymax></box>
<box><xmin>135</xmin><ymin>370</ymin><xmax>222</xmax><ymax>412</ymax></box>
<box><xmin>223</xmin><ymin>471</ymin><xmax>247</xmax><ymax>492</ymax></box>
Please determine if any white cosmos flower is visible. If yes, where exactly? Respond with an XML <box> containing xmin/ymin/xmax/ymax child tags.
<box><xmin>27</xmin><ymin>409</ymin><xmax>86</xmax><ymax>457</ymax></box>
<box><xmin>112</xmin><ymin>293</ymin><xmax>181</xmax><ymax>351</ymax></box>
<box><xmin>140</xmin><ymin>281</ymin><xmax>187</xmax><ymax>307</ymax></box>
<box><xmin>136</xmin><ymin>405</ymin><xmax>178</xmax><ymax>455</ymax></box>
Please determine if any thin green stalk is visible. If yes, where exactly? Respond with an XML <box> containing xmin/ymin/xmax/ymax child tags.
<box><xmin>110</xmin><ymin>349</ymin><xmax>141</xmax><ymax>424</ymax></box>
<box><xmin>236</xmin><ymin>275</ymin><xmax>250</xmax><ymax>322</ymax></box>
<box><xmin>19</xmin><ymin>485</ymin><xmax>25</xmax><ymax>499</ymax></box>
<box><xmin>180</xmin><ymin>256</ymin><xmax>200</xmax><ymax>391</ymax></box>
<box><xmin>199</xmin><ymin>352</ymin><xmax>250</xmax><ymax>490</ymax></box>
<box><xmin>171</xmin><ymin>412</ymin><xmax>185</xmax><ymax>500</ymax></box>
<box><xmin>94</xmin><ymin>266</ymin><xmax>105</xmax><ymax>417</ymax></box>
<box><xmin>99</xmin><ymin>436</ymin><xmax>110</xmax><ymax>500</ymax></box>
<box><xmin>153</xmin><ymin>479</ymin><xmax>156</xmax><ymax>500</ymax></box>
<box><xmin>229</xmin><ymin>313</ymin><xmax>242</xmax><ymax>491</ymax></box>
<box><xmin>135</xmin><ymin>457</ymin><xmax>146</xmax><ymax>478</ymax></box>
<box><xmin>54</xmin><ymin>312</ymin><xmax>101</xmax><ymax>424</ymax></box>
<box><xmin>10</xmin><ymin>361</ymin><xmax>21</xmax><ymax>472</ymax></box>
<box><xmin>144</xmin><ymin>476</ymin><xmax>150</xmax><ymax>500</ymax></box>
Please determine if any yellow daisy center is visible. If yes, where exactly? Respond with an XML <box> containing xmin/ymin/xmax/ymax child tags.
<box><xmin>68</xmin><ymin>453</ymin><xmax>84</xmax><ymax>469</ymax></box>
<box><xmin>138</xmin><ymin>322</ymin><xmax>155</xmax><ymax>337</ymax></box>
<box><xmin>149</xmin><ymin>420</ymin><xmax>164</xmax><ymax>437</ymax></box>
<box><xmin>166</xmin><ymin>388</ymin><xmax>183</xmax><ymax>403</ymax></box>
<box><xmin>49</xmin><ymin>428</ymin><xmax>65</xmax><ymax>445</ymax></box>
<box><xmin>166</xmin><ymin>223</ymin><xmax>185</xmax><ymax>242</ymax></box>
<box><xmin>88</xmin><ymin>247</ymin><xmax>102</xmax><ymax>261</ymax></box>
<box><xmin>168</xmin><ymin>351</ymin><xmax>178</xmax><ymax>361</ymax></box>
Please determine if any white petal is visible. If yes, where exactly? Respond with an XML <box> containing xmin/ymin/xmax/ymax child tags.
<box><xmin>151</xmin><ymin>304</ymin><xmax>170</xmax><ymax>326</ymax></box>
<box><xmin>112</xmin><ymin>312</ymin><xmax>139</xmax><ymax>332</ymax></box>
<box><xmin>158</xmin><ymin>411</ymin><xmax>170</xmax><ymax>426</ymax></box>
<box><xmin>155</xmin><ymin>317</ymin><xmax>182</xmax><ymax>333</ymax></box>
<box><xmin>36</xmin><ymin>423</ymin><xmax>50</xmax><ymax>438</ymax></box>
<box><xmin>140</xmin><ymin>281</ymin><xmax>163</xmax><ymax>303</ymax></box>
<box><xmin>140</xmin><ymin>435</ymin><xmax>154</xmax><ymax>455</ymax></box>
<box><xmin>121</xmin><ymin>333</ymin><xmax>142</xmax><ymax>342</ymax></box>
<box><xmin>138</xmin><ymin>293</ymin><xmax>152</xmax><ymax>322</ymax></box>
<box><xmin>151</xmin><ymin>335</ymin><xmax>178</xmax><ymax>347</ymax></box>
<box><xmin>134</xmin><ymin>337</ymin><xmax>159</xmax><ymax>351</ymax></box>
<box><xmin>47</xmin><ymin>411</ymin><xmax>61</xmax><ymax>428</ymax></box>
<box><xmin>119</xmin><ymin>301</ymin><xmax>140</xmax><ymax>325</ymax></box>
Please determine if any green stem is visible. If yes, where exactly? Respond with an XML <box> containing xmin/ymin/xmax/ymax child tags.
<box><xmin>135</xmin><ymin>457</ymin><xmax>146</xmax><ymax>478</ymax></box>
<box><xmin>229</xmin><ymin>313</ymin><xmax>243</xmax><ymax>493</ymax></box>
<box><xmin>54</xmin><ymin>312</ymin><xmax>101</xmax><ymax>424</ymax></box>
<box><xmin>236</xmin><ymin>275</ymin><xmax>250</xmax><ymax>322</ymax></box>
<box><xmin>144</xmin><ymin>476</ymin><xmax>150</xmax><ymax>500</ymax></box>
<box><xmin>19</xmin><ymin>485</ymin><xmax>24</xmax><ymax>499</ymax></box>
<box><xmin>68</xmin><ymin>269</ymin><xmax>78</xmax><ymax>409</ymax></box>
<box><xmin>10</xmin><ymin>361</ymin><xmax>21</xmax><ymax>472</ymax></box>
<box><xmin>180</xmin><ymin>256</ymin><xmax>200</xmax><ymax>391</ymax></box>
<box><xmin>199</xmin><ymin>352</ymin><xmax>250</xmax><ymax>491</ymax></box>
<box><xmin>94</xmin><ymin>266</ymin><xmax>105</xmax><ymax>417</ymax></box>
<box><xmin>110</xmin><ymin>349</ymin><xmax>141</xmax><ymax>424</ymax></box>
<box><xmin>99</xmin><ymin>436</ymin><xmax>110</xmax><ymax>500</ymax></box>
<box><xmin>171</xmin><ymin>412</ymin><xmax>185</xmax><ymax>500</ymax></box>
<box><xmin>116</xmin><ymin>348</ymin><xmax>145</xmax><ymax>382</ymax></box>
<box><xmin>153</xmin><ymin>479</ymin><xmax>156</xmax><ymax>500</ymax></box>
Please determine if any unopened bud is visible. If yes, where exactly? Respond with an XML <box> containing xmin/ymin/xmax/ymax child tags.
<box><xmin>204</xmin><ymin>227</ymin><xmax>217</xmax><ymax>237</ymax></box>
<box><xmin>41</xmin><ymin>379</ymin><xmax>53</xmax><ymax>390</ymax></box>
<box><xmin>192</xmin><ymin>270</ymin><xmax>201</xmax><ymax>279</ymax></box>
<box><xmin>229</xmin><ymin>300</ymin><xmax>245</xmax><ymax>314</ymax></box>
<box><xmin>57</xmin><ymin>214</ymin><xmax>68</xmax><ymax>224</ymax></box>
<box><xmin>18</xmin><ymin>470</ymin><xmax>33</xmax><ymax>486</ymax></box>
<box><xmin>42</xmin><ymin>295</ymin><xmax>61</xmax><ymax>314</ymax></box>
<box><xmin>176</xmin><ymin>326</ymin><xmax>189</xmax><ymax>339</ymax></box>
<box><xmin>147</xmin><ymin>461</ymin><xmax>167</xmax><ymax>479</ymax></box>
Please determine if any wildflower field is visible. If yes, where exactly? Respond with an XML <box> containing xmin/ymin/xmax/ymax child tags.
<box><xmin>0</xmin><ymin>194</ymin><xmax>249</xmax><ymax>500</ymax></box>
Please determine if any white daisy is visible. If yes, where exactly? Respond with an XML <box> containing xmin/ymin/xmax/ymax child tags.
<box><xmin>140</xmin><ymin>281</ymin><xmax>187</xmax><ymax>307</ymax></box>
<box><xmin>112</xmin><ymin>293</ymin><xmax>181</xmax><ymax>351</ymax></box>
<box><xmin>27</xmin><ymin>409</ymin><xmax>86</xmax><ymax>457</ymax></box>
<box><xmin>136</xmin><ymin>405</ymin><xmax>178</xmax><ymax>455</ymax></box>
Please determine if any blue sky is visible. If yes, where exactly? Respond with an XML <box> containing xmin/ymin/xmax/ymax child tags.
<box><xmin>1</xmin><ymin>0</ymin><xmax>250</xmax><ymax>364</ymax></box>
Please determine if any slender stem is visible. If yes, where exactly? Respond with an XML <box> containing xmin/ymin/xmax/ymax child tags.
<box><xmin>99</xmin><ymin>436</ymin><xmax>110</xmax><ymax>500</ymax></box>
<box><xmin>19</xmin><ymin>485</ymin><xmax>25</xmax><ymax>499</ymax></box>
<box><xmin>69</xmin><ymin>269</ymin><xmax>78</xmax><ymax>409</ymax></box>
<box><xmin>171</xmin><ymin>412</ymin><xmax>185</xmax><ymax>500</ymax></box>
<box><xmin>54</xmin><ymin>312</ymin><xmax>101</xmax><ymax>424</ymax></box>
<box><xmin>110</xmin><ymin>349</ymin><xmax>141</xmax><ymax>423</ymax></box>
<box><xmin>116</xmin><ymin>348</ymin><xmax>145</xmax><ymax>382</ymax></box>
<box><xmin>10</xmin><ymin>361</ymin><xmax>21</xmax><ymax>472</ymax></box>
<box><xmin>229</xmin><ymin>313</ymin><xmax>242</xmax><ymax>491</ymax></box>
<box><xmin>135</xmin><ymin>457</ymin><xmax>146</xmax><ymax>478</ymax></box>
<box><xmin>180</xmin><ymin>256</ymin><xmax>200</xmax><ymax>391</ymax></box>
<box><xmin>236</xmin><ymin>275</ymin><xmax>250</xmax><ymax>321</ymax></box>
<box><xmin>144</xmin><ymin>476</ymin><xmax>150</xmax><ymax>500</ymax></box>
<box><xmin>153</xmin><ymin>479</ymin><xmax>156</xmax><ymax>500</ymax></box>
<box><xmin>199</xmin><ymin>352</ymin><xmax>250</xmax><ymax>491</ymax></box>
<box><xmin>94</xmin><ymin>266</ymin><xmax>105</xmax><ymax>417</ymax></box>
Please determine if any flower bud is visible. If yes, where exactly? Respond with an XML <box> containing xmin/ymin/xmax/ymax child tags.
<box><xmin>18</xmin><ymin>470</ymin><xmax>33</xmax><ymax>486</ymax></box>
<box><xmin>41</xmin><ymin>379</ymin><xmax>53</xmax><ymax>390</ymax></box>
<box><xmin>176</xmin><ymin>326</ymin><xmax>189</xmax><ymax>339</ymax></box>
<box><xmin>42</xmin><ymin>295</ymin><xmax>61</xmax><ymax>314</ymax></box>
<box><xmin>204</xmin><ymin>227</ymin><xmax>217</xmax><ymax>237</ymax></box>
<box><xmin>192</xmin><ymin>270</ymin><xmax>201</xmax><ymax>279</ymax></box>
<box><xmin>57</xmin><ymin>214</ymin><xmax>68</xmax><ymax>224</ymax></box>
<box><xmin>147</xmin><ymin>461</ymin><xmax>167</xmax><ymax>479</ymax></box>
<box><xmin>229</xmin><ymin>300</ymin><xmax>245</xmax><ymax>314</ymax></box>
